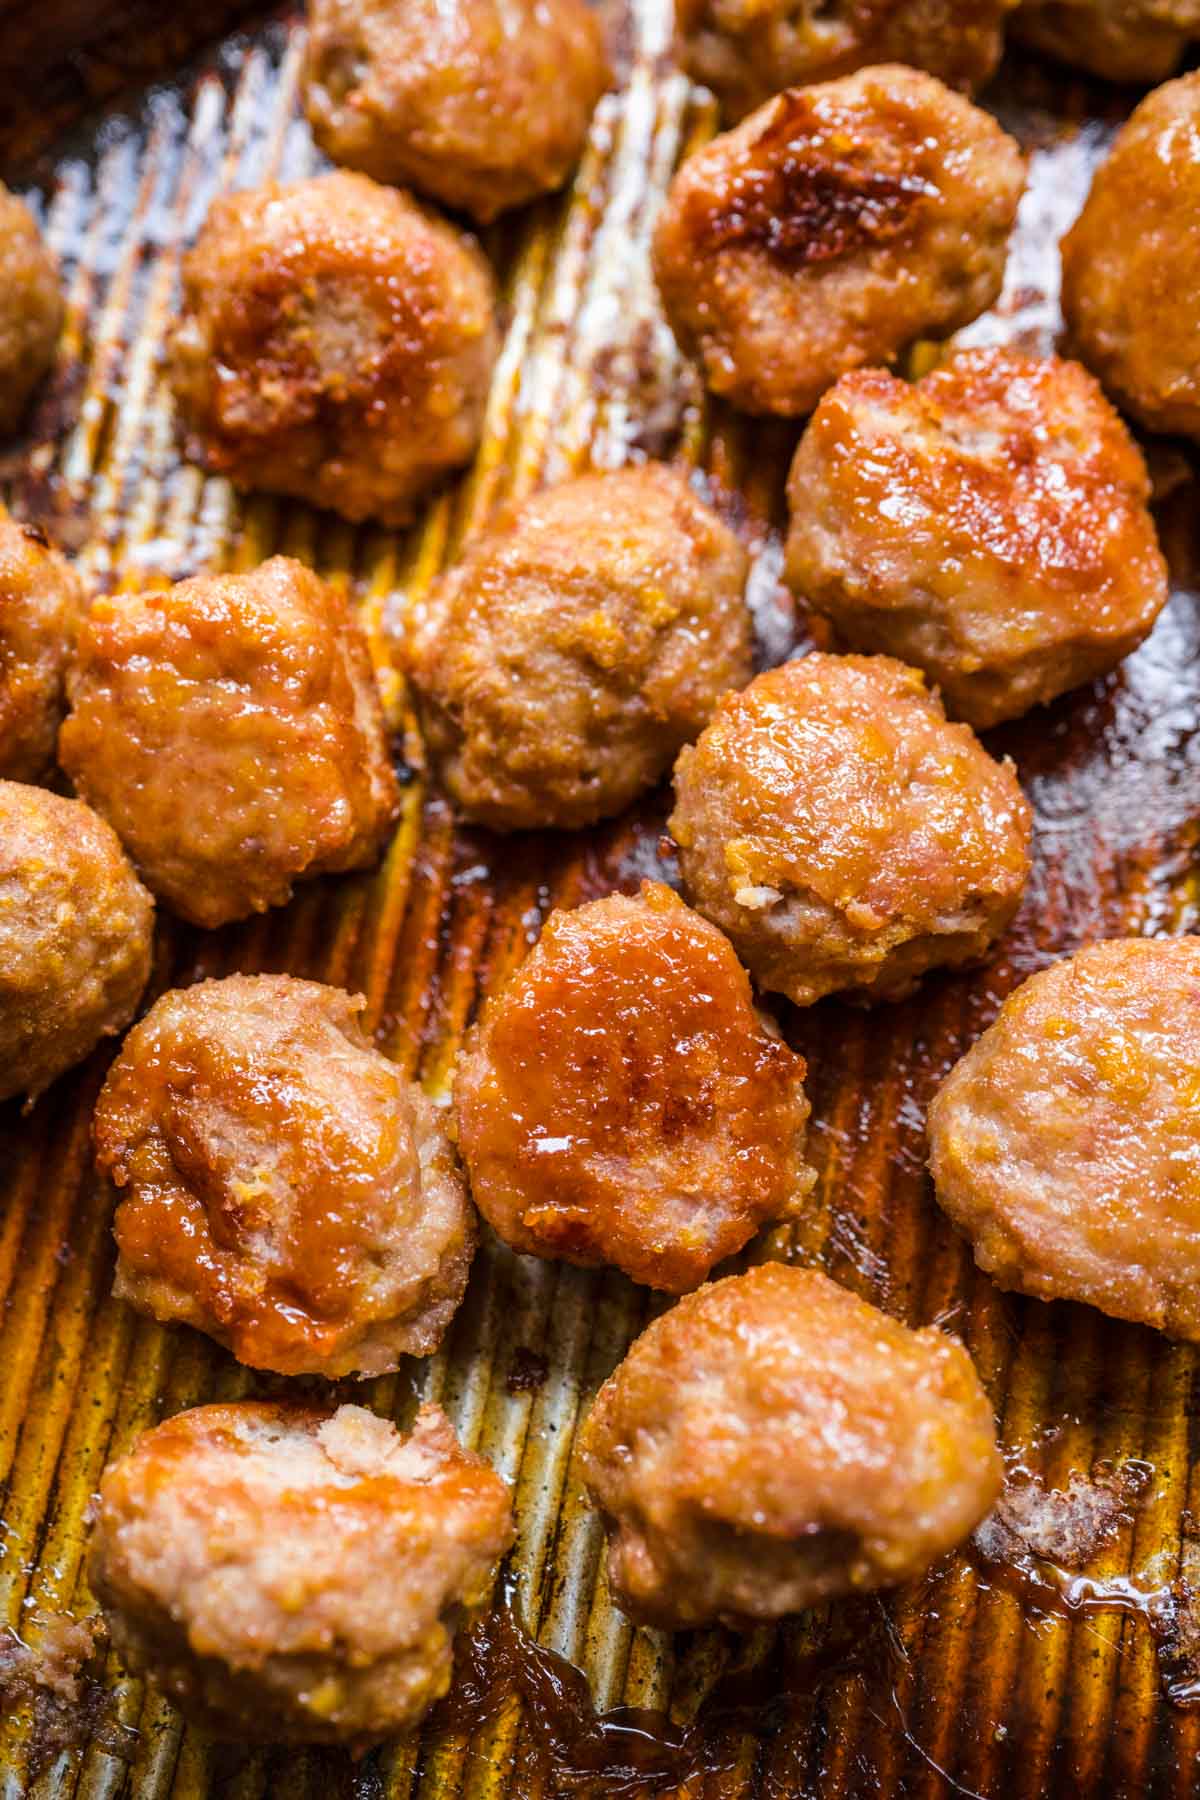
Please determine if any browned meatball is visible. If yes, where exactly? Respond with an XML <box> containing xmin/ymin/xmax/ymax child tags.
<box><xmin>678</xmin><ymin>0</ymin><xmax>1013</xmax><ymax>124</ymax></box>
<box><xmin>58</xmin><ymin>556</ymin><xmax>399</xmax><ymax>929</ymax></box>
<box><xmin>579</xmin><ymin>1264</ymin><xmax>1002</xmax><ymax>1629</ymax></box>
<box><xmin>784</xmin><ymin>351</ymin><xmax>1169</xmax><ymax>730</ymax></box>
<box><xmin>304</xmin><ymin>0</ymin><xmax>610</xmax><ymax>224</ymax></box>
<box><xmin>94</xmin><ymin>976</ymin><xmax>474</xmax><ymax>1377</ymax></box>
<box><xmin>0</xmin><ymin>515</ymin><xmax>85</xmax><ymax>781</ymax></box>
<box><xmin>0</xmin><ymin>184</ymin><xmax>63</xmax><ymax>437</ymax></box>
<box><xmin>89</xmin><ymin>1400</ymin><xmax>514</xmax><ymax>1744</ymax></box>
<box><xmin>0</xmin><ymin>782</ymin><xmax>153</xmax><ymax>1105</ymax></box>
<box><xmin>929</xmin><ymin>938</ymin><xmax>1200</xmax><ymax>1340</ymax></box>
<box><xmin>652</xmin><ymin>67</ymin><xmax>1024</xmax><ymax>418</ymax></box>
<box><xmin>1061</xmin><ymin>74</ymin><xmax>1200</xmax><ymax>444</ymax></box>
<box><xmin>454</xmin><ymin>881</ymin><xmax>813</xmax><ymax>1292</ymax></box>
<box><xmin>669</xmin><ymin>653</ymin><xmax>1032</xmax><ymax>1006</ymax></box>
<box><xmin>1013</xmin><ymin>0</ymin><xmax>1200</xmax><ymax>83</ymax></box>
<box><xmin>169</xmin><ymin>171</ymin><xmax>498</xmax><ymax>525</ymax></box>
<box><xmin>408</xmin><ymin>465</ymin><xmax>752</xmax><ymax>831</ymax></box>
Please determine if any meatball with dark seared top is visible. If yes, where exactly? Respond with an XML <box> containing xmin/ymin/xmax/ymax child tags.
<box><xmin>169</xmin><ymin>170</ymin><xmax>498</xmax><ymax>525</ymax></box>
<box><xmin>784</xmin><ymin>350</ymin><xmax>1168</xmax><ymax>729</ymax></box>
<box><xmin>454</xmin><ymin>881</ymin><xmax>813</xmax><ymax>1292</ymax></box>
<box><xmin>408</xmin><ymin>464</ymin><xmax>752</xmax><ymax>831</ymax></box>
<box><xmin>89</xmin><ymin>1400</ymin><xmax>514</xmax><ymax>1744</ymax></box>
<box><xmin>1014</xmin><ymin>0</ymin><xmax>1200</xmax><ymax>83</ymax></box>
<box><xmin>304</xmin><ymin>0</ymin><xmax>609</xmax><ymax>223</ymax></box>
<box><xmin>579</xmin><ymin>1264</ymin><xmax>1002</xmax><ymax>1629</ymax></box>
<box><xmin>0</xmin><ymin>782</ymin><xmax>153</xmax><ymax>1105</ymax></box>
<box><xmin>652</xmin><ymin>66</ymin><xmax>1024</xmax><ymax>418</ymax></box>
<box><xmin>0</xmin><ymin>514</ymin><xmax>85</xmax><ymax>782</ymax></box>
<box><xmin>94</xmin><ymin>975</ymin><xmax>475</xmax><ymax>1377</ymax></box>
<box><xmin>669</xmin><ymin>653</ymin><xmax>1032</xmax><ymax>1006</ymax></box>
<box><xmin>0</xmin><ymin>184</ymin><xmax>63</xmax><ymax>437</ymax></box>
<box><xmin>58</xmin><ymin>556</ymin><xmax>399</xmax><ymax>929</ymax></box>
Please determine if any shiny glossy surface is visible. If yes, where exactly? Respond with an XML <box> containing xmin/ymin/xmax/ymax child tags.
<box><xmin>0</xmin><ymin>513</ymin><xmax>84</xmax><ymax>780</ymax></box>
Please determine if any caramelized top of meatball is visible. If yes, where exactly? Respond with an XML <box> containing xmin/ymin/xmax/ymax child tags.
<box><xmin>1013</xmin><ymin>0</ymin><xmax>1200</xmax><ymax>85</ymax></box>
<box><xmin>0</xmin><ymin>514</ymin><xmax>85</xmax><ymax>781</ymax></box>
<box><xmin>784</xmin><ymin>350</ymin><xmax>1169</xmax><ymax>729</ymax></box>
<box><xmin>0</xmin><ymin>183</ymin><xmax>63</xmax><ymax>437</ymax></box>
<box><xmin>454</xmin><ymin>881</ymin><xmax>813</xmax><ymax>1292</ymax></box>
<box><xmin>89</xmin><ymin>1401</ymin><xmax>514</xmax><ymax>1745</ymax></box>
<box><xmin>304</xmin><ymin>0</ymin><xmax>610</xmax><ymax>223</ymax></box>
<box><xmin>929</xmin><ymin>937</ymin><xmax>1200</xmax><ymax>1341</ymax></box>
<box><xmin>579</xmin><ymin>1264</ymin><xmax>1003</xmax><ymax>1629</ymax></box>
<box><xmin>58</xmin><ymin>555</ymin><xmax>399</xmax><ymax>928</ymax></box>
<box><xmin>95</xmin><ymin>975</ymin><xmax>475</xmax><ymax>1377</ymax></box>
<box><xmin>652</xmin><ymin>66</ymin><xmax>1024</xmax><ymax>417</ymax></box>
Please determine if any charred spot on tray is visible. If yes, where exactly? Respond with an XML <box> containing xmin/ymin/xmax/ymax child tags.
<box><xmin>506</xmin><ymin>1346</ymin><xmax>549</xmax><ymax>1394</ymax></box>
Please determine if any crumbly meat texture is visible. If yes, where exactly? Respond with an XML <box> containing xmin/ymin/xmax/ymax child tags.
<box><xmin>0</xmin><ymin>185</ymin><xmax>63</xmax><ymax>438</ymax></box>
<box><xmin>652</xmin><ymin>66</ymin><xmax>1024</xmax><ymax>418</ymax></box>
<box><xmin>579</xmin><ymin>1264</ymin><xmax>1002</xmax><ymax>1629</ymax></box>
<box><xmin>929</xmin><ymin>937</ymin><xmax>1200</xmax><ymax>1340</ymax></box>
<box><xmin>668</xmin><ymin>653</ymin><xmax>1032</xmax><ymax>1007</ymax></box>
<box><xmin>0</xmin><ymin>516</ymin><xmax>85</xmax><ymax>781</ymax></box>
<box><xmin>408</xmin><ymin>465</ymin><xmax>752</xmax><ymax>831</ymax></box>
<box><xmin>58</xmin><ymin>556</ymin><xmax>400</xmax><ymax>929</ymax></box>
<box><xmin>784</xmin><ymin>351</ymin><xmax>1168</xmax><ymax>729</ymax></box>
<box><xmin>1061</xmin><ymin>72</ymin><xmax>1200</xmax><ymax>443</ymax></box>
<box><xmin>168</xmin><ymin>170</ymin><xmax>498</xmax><ymax>525</ymax></box>
<box><xmin>95</xmin><ymin>976</ymin><xmax>475</xmax><ymax>1377</ymax></box>
<box><xmin>1013</xmin><ymin>0</ymin><xmax>1200</xmax><ymax>82</ymax></box>
<box><xmin>304</xmin><ymin>0</ymin><xmax>609</xmax><ymax>223</ymax></box>
<box><xmin>89</xmin><ymin>1401</ymin><xmax>514</xmax><ymax>1746</ymax></box>
<box><xmin>453</xmin><ymin>881</ymin><xmax>814</xmax><ymax>1292</ymax></box>
<box><xmin>0</xmin><ymin>782</ymin><xmax>153</xmax><ymax>1105</ymax></box>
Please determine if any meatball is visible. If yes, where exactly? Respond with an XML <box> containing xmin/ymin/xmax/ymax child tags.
<box><xmin>169</xmin><ymin>170</ymin><xmax>498</xmax><ymax>525</ymax></box>
<box><xmin>0</xmin><ymin>782</ymin><xmax>153</xmax><ymax>1105</ymax></box>
<box><xmin>58</xmin><ymin>556</ymin><xmax>400</xmax><ymax>929</ymax></box>
<box><xmin>94</xmin><ymin>975</ymin><xmax>475</xmax><ymax>1377</ymax></box>
<box><xmin>783</xmin><ymin>351</ymin><xmax>1169</xmax><ymax>730</ymax></box>
<box><xmin>0</xmin><ymin>184</ymin><xmax>63</xmax><ymax>437</ymax></box>
<box><xmin>652</xmin><ymin>66</ymin><xmax>1024</xmax><ymax>418</ymax></box>
<box><xmin>408</xmin><ymin>465</ymin><xmax>752</xmax><ymax>831</ymax></box>
<box><xmin>454</xmin><ymin>881</ymin><xmax>814</xmax><ymax>1292</ymax></box>
<box><xmin>669</xmin><ymin>653</ymin><xmax>1032</xmax><ymax>1007</ymax></box>
<box><xmin>0</xmin><ymin>515</ymin><xmax>85</xmax><ymax>781</ymax></box>
<box><xmin>89</xmin><ymin>1400</ymin><xmax>514</xmax><ymax>1744</ymax></box>
<box><xmin>1061</xmin><ymin>73</ymin><xmax>1200</xmax><ymax>443</ymax></box>
<box><xmin>1013</xmin><ymin>0</ymin><xmax>1200</xmax><ymax>83</ymax></box>
<box><xmin>579</xmin><ymin>1264</ymin><xmax>1002</xmax><ymax>1629</ymax></box>
<box><xmin>929</xmin><ymin>937</ymin><xmax>1200</xmax><ymax>1340</ymax></box>
<box><xmin>304</xmin><ymin>0</ymin><xmax>609</xmax><ymax>224</ymax></box>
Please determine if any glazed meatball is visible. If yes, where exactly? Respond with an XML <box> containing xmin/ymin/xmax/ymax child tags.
<box><xmin>929</xmin><ymin>938</ymin><xmax>1200</xmax><ymax>1340</ymax></box>
<box><xmin>408</xmin><ymin>465</ymin><xmax>752</xmax><ymax>831</ymax></box>
<box><xmin>678</xmin><ymin>0</ymin><xmax>1013</xmax><ymax>125</ymax></box>
<box><xmin>89</xmin><ymin>1401</ymin><xmax>514</xmax><ymax>1744</ymax></box>
<box><xmin>454</xmin><ymin>882</ymin><xmax>813</xmax><ymax>1292</ymax></box>
<box><xmin>1062</xmin><ymin>73</ymin><xmax>1200</xmax><ymax>443</ymax></box>
<box><xmin>1013</xmin><ymin>0</ymin><xmax>1200</xmax><ymax>83</ymax></box>
<box><xmin>0</xmin><ymin>515</ymin><xmax>85</xmax><ymax>781</ymax></box>
<box><xmin>784</xmin><ymin>351</ymin><xmax>1169</xmax><ymax>730</ymax></box>
<box><xmin>579</xmin><ymin>1264</ymin><xmax>1002</xmax><ymax>1629</ymax></box>
<box><xmin>304</xmin><ymin>0</ymin><xmax>609</xmax><ymax>224</ymax></box>
<box><xmin>669</xmin><ymin>653</ymin><xmax>1032</xmax><ymax>1006</ymax></box>
<box><xmin>169</xmin><ymin>171</ymin><xmax>498</xmax><ymax>525</ymax></box>
<box><xmin>0</xmin><ymin>184</ymin><xmax>63</xmax><ymax>437</ymax></box>
<box><xmin>652</xmin><ymin>67</ymin><xmax>1024</xmax><ymax>418</ymax></box>
<box><xmin>58</xmin><ymin>556</ymin><xmax>399</xmax><ymax>929</ymax></box>
<box><xmin>94</xmin><ymin>976</ymin><xmax>474</xmax><ymax>1377</ymax></box>
<box><xmin>0</xmin><ymin>782</ymin><xmax>153</xmax><ymax>1105</ymax></box>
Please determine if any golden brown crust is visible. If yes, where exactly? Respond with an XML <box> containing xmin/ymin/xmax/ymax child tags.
<box><xmin>0</xmin><ymin>184</ymin><xmax>63</xmax><ymax>437</ymax></box>
<box><xmin>453</xmin><ymin>881</ymin><xmax>814</xmax><ymax>1292</ymax></box>
<box><xmin>784</xmin><ymin>350</ymin><xmax>1169</xmax><ymax>728</ymax></box>
<box><xmin>0</xmin><ymin>514</ymin><xmax>85</xmax><ymax>781</ymax></box>
<box><xmin>1013</xmin><ymin>0</ymin><xmax>1200</xmax><ymax>82</ymax></box>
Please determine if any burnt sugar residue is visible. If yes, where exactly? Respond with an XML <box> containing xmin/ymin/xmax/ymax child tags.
<box><xmin>0</xmin><ymin>1610</ymin><xmax>136</xmax><ymax>1780</ymax></box>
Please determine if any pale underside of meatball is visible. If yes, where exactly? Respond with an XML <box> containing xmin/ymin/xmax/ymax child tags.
<box><xmin>58</xmin><ymin>556</ymin><xmax>400</xmax><ymax>929</ymax></box>
<box><xmin>929</xmin><ymin>937</ymin><xmax>1200</xmax><ymax>1341</ymax></box>
<box><xmin>0</xmin><ymin>184</ymin><xmax>64</xmax><ymax>438</ymax></box>
<box><xmin>1013</xmin><ymin>0</ymin><xmax>1200</xmax><ymax>82</ymax></box>
<box><xmin>95</xmin><ymin>975</ymin><xmax>475</xmax><ymax>1376</ymax></box>
<box><xmin>669</xmin><ymin>653</ymin><xmax>1032</xmax><ymax>1006</ymax></box>
<box><xmin>409</xmin><ymin>464</ymin><xmax>753</xmax><ymax>831</ymax></box>
<box><xmin>784</xmin><ymin>350</ymin><xmax>1169</xmax><ymax>729</ymax></box>
<box><xmin>453</xmin><ymin>880</ymin><xmax>814</xmax><ymax>1291</ymax></box>
<box><xmin>89</xmin><ymin>1401</ymin><xmax>515</xmax><ymax>1745</ymax></box>
<box><xmin>652</xmin><ymin>66</ymin><xmax>1025</xmax><ymax>418</ymax></box>
<box><xmin>303</xmin><ymin>0</ymin><xmax>610</xmax><ymax>222</ymax></box>
<box><xmin>0</xmin><ymin>514</ymin><xmax>86</xmax><ymax>782</ymax></box>
<box><xmin>579</xmin><ymin>1263</ymin><xmax>1003</xmax><ymax>1629</ymax></box>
